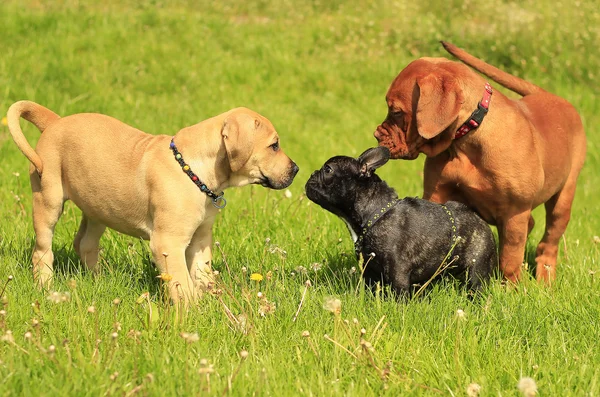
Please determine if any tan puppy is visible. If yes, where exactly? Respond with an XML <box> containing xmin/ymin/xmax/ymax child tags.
<box><xmin>8</xmin><ymin>101</ymin><xmax>299</xmax><ymax>302</ymax></box>
<box><xmin>374</xmin><ymin>42</ymin><xmax>586</xmax><ymax>284</ymax></box>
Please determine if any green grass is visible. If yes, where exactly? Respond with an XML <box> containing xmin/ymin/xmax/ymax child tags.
<box><xmin>1</xmin><ymin>0</ymin><xmax>599</xmax><ymax>395</ymax></box>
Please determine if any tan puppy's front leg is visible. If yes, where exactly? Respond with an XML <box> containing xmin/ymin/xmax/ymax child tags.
<box><xmin>150</xmin><ymin>233</ymin><xmax>196</xmax><ymax>303</ymax></box>
<box><xmin>498</xmin><ymin>211</ymin><xmax>531</xmax><ymax>283</ymax></box>
<box><xmin>186</xmin><ymin>221</ymin><xmax>216</xmax><ymax>294</ymax></box>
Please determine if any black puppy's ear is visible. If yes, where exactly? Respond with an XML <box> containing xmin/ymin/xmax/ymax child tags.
<box><xmin>358</xmin><ymin>147</ymin><xmax>390</xmax><ymax>177</ymax></box>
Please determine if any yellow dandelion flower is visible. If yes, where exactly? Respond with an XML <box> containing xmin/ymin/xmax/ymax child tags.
<box><xmin>250</xmin><ymin>273</ymin><xmax>263</xmax><ymax>282</ymax></box>
<box><xmin>157</xmin><ymin>273</ymin><xmax>173</xmax><ymax>282</ymax></box>
<box><xmin>1</xmin><ymin>116</ymin><xmax>7</xmax><ymax>126</ymax></box>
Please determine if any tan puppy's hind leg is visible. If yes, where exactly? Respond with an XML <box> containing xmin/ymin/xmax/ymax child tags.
<box><xmin>150</xmin><ymin>233</ymin><xmax>196</xmax><ymax>304</ymax></box>
<box><xmin>498</xmin><ymin>211</ymin><xmax>531</xmax><ymax>283</ymax></box>
<box><xmin>75</xmin><ymin>215</ymin><xmax>106</xmax><ymax>274</ymax></box>
<box><xmin>73</xmin><ymin>215</ymin><xmax>88</xmax><ymax>258</ymax></box>
<box><xmin>185</xmin><ymin>222</ymin><xmax>215</xmax><ymax>295</ymax></box>
<box><xmin>31</xmin><ymin>173</ymin><xmax>64</xmax><ymax>289</ymax></box>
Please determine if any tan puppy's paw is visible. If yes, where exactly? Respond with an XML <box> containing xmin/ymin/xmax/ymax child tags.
<box><xmin>193</xmin><ymin>262</ymin><xmax>216</xmax><ymax>294</ymax></box>
<box><xmin>33</xmin><ymin>264</ymin><xmax>53</xmax><ymax>291</ymax></box>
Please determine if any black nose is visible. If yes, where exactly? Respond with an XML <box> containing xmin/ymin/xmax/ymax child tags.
<box><xmin>291</xmin><ymin>162</ymin><xmax>299</xmax><ymax>176</ymax></box>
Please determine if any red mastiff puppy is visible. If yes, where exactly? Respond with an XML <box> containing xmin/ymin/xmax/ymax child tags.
<box><xmin>374</xmin><ymin>41</ymin><xmax>586</xmax><ymax>283</ymax></box>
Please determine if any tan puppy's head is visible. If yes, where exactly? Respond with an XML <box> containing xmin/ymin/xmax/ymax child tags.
<box><xmin>374</xmin><ymin>58</ymin><xmax>465</xmax><ymax>159</ymax></box>
<box><xmin>222</xmin><ymin>108</ymin><xmax>299</xmax><ymax>189</ymax></box>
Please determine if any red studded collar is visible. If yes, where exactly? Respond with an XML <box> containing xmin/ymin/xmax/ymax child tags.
<box><xmin>454</xmin><ymin>83</ymin><xmax>493</xmax><ymax>140</ymax></box>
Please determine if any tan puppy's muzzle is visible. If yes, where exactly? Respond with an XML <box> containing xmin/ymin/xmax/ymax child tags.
<box><xmin>259</xmin><ymin>158</ymin><xmax>299</xmax><ymax>189</ymax></box>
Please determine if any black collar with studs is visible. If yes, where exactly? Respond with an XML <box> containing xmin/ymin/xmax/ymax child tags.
<box><xmin>440</xmin><ymin>204</ymin><xmax>458</xmax><ymax>242</ymax></box>
<box><xmin>169</xmin><ymin>139</ymin><xmax>226</xmax><ymax>209</ymax></box>
<box><xmin>353</xmin><ymin>199</ymin><xmax>460</xmax><ymax>258</ymax></box>
<box><xmin>354</xmin><ymin>199</ymin><xmax>400</xmax><ymax>257</ymax></box>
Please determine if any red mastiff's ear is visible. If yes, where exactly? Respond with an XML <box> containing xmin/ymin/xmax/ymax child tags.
<box><xmin>416</xmin><ymin>74</ymin><xmax>464</xmax><ymax>139</ymax></box>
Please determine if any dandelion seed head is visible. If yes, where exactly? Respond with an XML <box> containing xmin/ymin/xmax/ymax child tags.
<box><xmin>301</xmin><ymin>330</ymin><xmax>310</xmax><ymax>338</ymax></box>
<box><xmin>47</xmin><ymin>345</ymin><xmax>56</xmax><ymax>354</ymax></box>
<box><xmin>47</xmin><ymin>291</ymin><xmax>70</xmax><ymax>304</ymax></box>
<box><xmin>0</xmin><ymin>310</ymin><xmax>5</xmax><ymax>317</ymax></box>
<box><xmin>87</xmin><ymin>306</ymin><xmax>96</xmax><ymax>314</ymax></box>
<box><xmin>24</xmin><ymin>332</ymin><xmax>32</xmax><ymax>340</ymax></box>
<box><xmin>240</xmin><ymin>350</ymin><xmax>249</xmax><ymax>359</ymax></box>
<box><xmin>284</xmin><ymin>189</ymin><xmax>292</xmax><ymax>198</ymax></box>
<box><xmin>466</xmin><ymin>383</ymin><xmax>482</xmax><ymax>397</ymax></box>
<box><xmin>1</xmin><ymin>330</ymin><xmax>14</xmax><ymax>343</ymax></box>
<box><xmin>110</xmin><ymin>372</ymin><xmax>119</xmax><ymax>381</ymax></box>
<box><xmin>113</xmin><ymin>298</ymin><xmax>121</xmax><ymax>306</ymax></box>
<box><xmin>517</xmin><ymin>377</ymin><xmax>537</xmax><ymax>397</ymax></box>
<box><xmin>456</xmin><ymin>309</ymin><xmax>466</xmax><ymax>319</ymax></box>
<box><xmin>111</xmin><ymin>332</ymin><xmax>118</xmax><ymax>340</ymax></box>
<box><xmin>323</xmin><ymin>297</ymin><xmax>342</xmax><ymax>316</ymax></box>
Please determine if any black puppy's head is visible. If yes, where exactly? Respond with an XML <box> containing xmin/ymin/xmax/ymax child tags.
<box><xmin>305</xmin><ymin>147</ymin><xmax>390</xmax><ymax>216</ymax></box>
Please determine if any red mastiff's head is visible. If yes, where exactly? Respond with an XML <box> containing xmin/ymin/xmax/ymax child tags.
<box><xmin>374</xmin><ymin>58</ymin><xmax>467</xmax><ymax>159</ymax></box>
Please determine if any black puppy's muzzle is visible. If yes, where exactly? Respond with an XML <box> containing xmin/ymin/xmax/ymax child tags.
<box><xmin>304</xmin><ymin>169</ymin><xmax>325</xmax><ymax>202</ymax></box>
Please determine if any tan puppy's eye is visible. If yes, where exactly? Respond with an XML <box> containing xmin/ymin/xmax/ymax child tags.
<box><xmin>270</xmin><ymin>140</ymin><xmax>279</xmax><ymax>152</ymax></box>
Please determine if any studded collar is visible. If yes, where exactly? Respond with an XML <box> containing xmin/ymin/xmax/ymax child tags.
<box><xmin>354</xmin><ymin>199</ymin><xmax>400</xmax><ymax>257</ymax></box>
<box><xmin>353</xmin><ymin>199</ymin><xmax>460</xmax><ymax>258</ymax></box>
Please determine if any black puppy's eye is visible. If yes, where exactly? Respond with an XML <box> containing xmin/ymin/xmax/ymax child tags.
<box><xmin>270</xmin><ymin>141</ymin><xmax>279</xmax><ymax>152</ymax></box>
<box><xmin>323</xmin><ymin>165</ymin><xmax>333</xmax><ymax>174</ymax></box>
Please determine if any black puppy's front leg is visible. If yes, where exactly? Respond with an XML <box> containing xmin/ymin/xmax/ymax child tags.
<box><xmin>386</xmin><ymin>260</ymin><xmax>412</xmax><ymax>299</ymax></box>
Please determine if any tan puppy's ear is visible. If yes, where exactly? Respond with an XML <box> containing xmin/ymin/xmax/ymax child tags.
<box><xmin>416</xmin><ymin>74</ymin><xmax>464</xmax><ymax>139</ymax></box>
<box><xmin>222</xmin><ymin>115</ymin><xmax>254</xmax><ymax>172</ymax></box>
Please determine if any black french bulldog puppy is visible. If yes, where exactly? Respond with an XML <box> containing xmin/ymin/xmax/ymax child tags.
<box><xmin>305</xmin><ymin>147</ymin><xmax>497</xmax><ymax>296</ymax></box>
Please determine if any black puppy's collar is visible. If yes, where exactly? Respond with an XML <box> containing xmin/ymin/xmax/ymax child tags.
<box><xmin>441</xmin><ymin>204</ymin><xmax>458</xmax><ymax>242</ymax></box>
<box><xmin>354</xmin><ymin>199</ymin><xmax>400</xmax><ymax>257</ymax></box>
<box><xmin>354</xmin><ymin>200</ymin><xmax>460</xmax><ymax>258</ymax></box>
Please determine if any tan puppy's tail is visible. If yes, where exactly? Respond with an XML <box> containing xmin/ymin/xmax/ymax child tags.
<box><xmin>7</xmin><ymin>100</ymin><xmax>61</xmax><ymax>174</ymax></box>
<box><xmin>441</xmin><ymin>41</ymin><xmax>544</xmax><ymax>96</ymax></box>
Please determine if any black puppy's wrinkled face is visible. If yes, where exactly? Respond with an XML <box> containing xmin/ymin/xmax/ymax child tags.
<box><xmin>305</xmin><ymin>147</ymin><xmax>390</xmax><ymax>217</ymax></box>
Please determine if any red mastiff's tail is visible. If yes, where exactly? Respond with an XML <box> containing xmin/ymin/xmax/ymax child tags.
<box><xmin>441</xmin><ymin>41</ymin><xmax>544</xmax><ymax>97</ymax></box>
